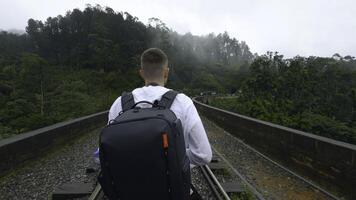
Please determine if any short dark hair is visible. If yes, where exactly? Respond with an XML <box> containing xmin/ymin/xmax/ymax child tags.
<box><xmin>141</xmin><ymin>48</ymin><xmax>168</xmax><ymax>79</ymax></box>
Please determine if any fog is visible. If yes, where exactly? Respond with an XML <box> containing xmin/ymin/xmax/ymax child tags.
<box><xmin>1</xmin><ymin>0</ymin><xmax>356</xmax><ymax>58</ymax></box>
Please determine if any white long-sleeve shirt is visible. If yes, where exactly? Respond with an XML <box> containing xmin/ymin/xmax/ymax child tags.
<box><xmin>108</xmin><ymin>85</ymin><xmax>212</xmax><ymax>166</ymax></box>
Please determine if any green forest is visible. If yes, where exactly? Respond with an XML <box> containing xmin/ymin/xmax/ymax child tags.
<box><xmin>210</xmin><ymin>52</ymin><xmax>356</xmax><ymax>144</ymax></box>
<box><xmin>0</xmin><ymin>5</ymin><xmax>252</xmax><ymax>139</ymax></box>
<box><xmin>1</xmin><ymin>5</ymin><xmax>355</xmax><ymax>145</ymax></box>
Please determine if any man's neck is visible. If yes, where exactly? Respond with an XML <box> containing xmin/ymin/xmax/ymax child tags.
<box><xmin>145</xmin><ymin>80</ymin><xmax>164</xmax><ymax>87</ymax></box>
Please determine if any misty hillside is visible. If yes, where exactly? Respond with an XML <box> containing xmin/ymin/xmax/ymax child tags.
<box><xmin>0</xmin><ymin>5</ymin><xmax>253</xmax><ymax>138</ymax></box>
<box><xmin>1</xmin><ymin>4</ymin><xmax>356</xmax><ymax>145</ymax></box>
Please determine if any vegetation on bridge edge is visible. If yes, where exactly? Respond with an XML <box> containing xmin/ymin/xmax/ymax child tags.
<box><xmin>210</xmin><ymin>52</ymin><xmax>356</xmax><ymax>144</ymax></box>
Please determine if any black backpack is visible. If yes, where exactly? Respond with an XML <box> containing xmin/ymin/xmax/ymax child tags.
<box><xmin>98</xmin><ymin>90</ymin><xmax>191</xmax><ymax>200</ymax></box>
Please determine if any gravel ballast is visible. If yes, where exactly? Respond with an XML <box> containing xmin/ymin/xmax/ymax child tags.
<box><xmin>0</xmin><ymin>128</ymin><xmax>101</xmax><ymax>200</ymax></box>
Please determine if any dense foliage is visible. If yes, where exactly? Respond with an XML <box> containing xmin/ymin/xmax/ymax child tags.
<box><xmin>2</xmin><ymin>5</ymin><xmax>355</xmax><ymax>144</ymax></box>
<box><xmin>210</xmin><ymin>52</ymin><xmax>356</xmax><ymax>144</ymax></box>
<box><xmin>0</xmin><ymin>5</ymin><xmax>253</xmax><ymax>139</ymax></box>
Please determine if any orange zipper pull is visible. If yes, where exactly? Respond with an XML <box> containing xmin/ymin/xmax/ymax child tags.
<box><xmin>162</xmin><ymin>133</ymin><xmax>169</xmax><ymax>149</ymax></box>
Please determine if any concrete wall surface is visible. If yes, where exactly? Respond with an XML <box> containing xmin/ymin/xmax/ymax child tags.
<box><xmin>0</xmin><ymin>111</ymin><xmax>108</xmax><ymax>176</ymax></box>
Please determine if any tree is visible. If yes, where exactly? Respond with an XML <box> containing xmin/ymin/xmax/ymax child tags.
<box><xmin>19</xmin><ymin>54</ymin><xmax>51</xmax><ymax>116</ymax></box>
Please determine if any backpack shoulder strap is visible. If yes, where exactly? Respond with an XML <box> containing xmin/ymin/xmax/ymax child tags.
<box><xmin>158</xmin><ymin>90</ymin><xmax>178</xmax><ymax>109</ymax></box>
<box><xmin>121</xmin><ymin>92</ymin><xmax>135</xmax><ymax>112</ymax></box>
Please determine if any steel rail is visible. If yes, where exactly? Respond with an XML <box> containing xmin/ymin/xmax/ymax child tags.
<box><xmin>88</xmin><ymin>184</ymin><xmax>102</xmax><ymax>200</ymax></box>
<box><xmin>213</xmin><ymin>148</ymin><xmax>266</xmax><ymax>200</ymax></box>
<box><xmin>200</xmin><ymin>165</ymin><xmax>224</xmax><ymax>200</ymax></box>
<box><xmin>205</xmin><ymin>165</ymin><xmax>231</xmax><ymax>200</ymax></box>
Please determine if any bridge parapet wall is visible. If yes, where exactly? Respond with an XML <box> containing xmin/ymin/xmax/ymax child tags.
<box><xmin>194</xmin><ymin>97</ymin><xmax>356</xmax><ymax>197</ymax></box>
<box><xmin>0</xmin><ymin>111</ymin><xmax>108</xmax><ymax>176</ymax></box>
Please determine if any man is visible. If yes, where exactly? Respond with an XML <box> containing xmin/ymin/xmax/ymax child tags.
<box><xmin>107</xmin><ymin>48</ymin><xmax>212</xmax><ymax>198</ymax></box>
<box><xmin>108</xmin><ymin>48</ymin><xmax>212</xmax><ymax>166</ymax></box>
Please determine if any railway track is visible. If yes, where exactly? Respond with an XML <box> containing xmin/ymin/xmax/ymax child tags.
<box><xmin>87</xmin><ymin>143</ymin><xmax>339</xmax><ymax>200</ymax></box>
<box><xmin>200</xmin><ymin>148</ymin><xmax>265</xmax><ymax>200</ymax></box>
<box><xmin>87</xmin><ymin>148</ymin><xmax>264</xmax><ymax>200</ymax></box>
<box><xmin>51</xmin><ymin>136</ymin><xmax>340</xmax><ymax>200</ymax></box>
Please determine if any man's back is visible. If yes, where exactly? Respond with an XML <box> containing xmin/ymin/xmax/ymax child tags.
<box><xmin>108</xmin><ymin>85</ymin><xmax>212</xmax><ymax>166</ymax></box>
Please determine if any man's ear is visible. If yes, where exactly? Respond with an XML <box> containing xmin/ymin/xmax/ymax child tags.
<box><xmin>164</xmin><ymin>67</ymin><xmax>170</xmax><ymax>78</ymax></box>
<box><xmin>163</xmin><ymin>67</ymin><xmax>169</xmax><ymax>85</ymax></box>
<box><xmin>139</xmin><ymin>69</ymin><xmax>145</xmax><ymax>80</ymax></box>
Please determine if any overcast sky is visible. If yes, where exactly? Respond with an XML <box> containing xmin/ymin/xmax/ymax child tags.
<box><xmin>1</xmin><ymin>0</ymin><xmax>355</xmax><ymax>58</ymax></box>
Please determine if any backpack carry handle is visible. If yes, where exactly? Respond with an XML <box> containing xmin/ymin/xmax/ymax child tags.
<box><xmin>121</xmin><ymin>90</ymin><xmax>178</xmax><ymax>112</ymax></box>
<box><xmin>131</xmin><ymin>101</ymin><xmax>160</xmax><ymax>109</ymax></box>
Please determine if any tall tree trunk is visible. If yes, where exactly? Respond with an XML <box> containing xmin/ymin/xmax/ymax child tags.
<box><xmin>40</xmin><ymin>79</ymin><xmax>44</xmax><ymax>116</ymax></box>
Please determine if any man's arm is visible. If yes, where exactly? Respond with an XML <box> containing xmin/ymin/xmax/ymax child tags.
<box><xmin>93</xmin><ymin>97</ymin><xmax>122</xmax><ymax>163</ymax></box>
<box><xmin>184</xmin><ymin>100</ymin><xmax>212</xmax><ymax>166</ymax></box>
<box><xmin>108</xmin><ymin>97</ymin><xmax>122</xmax><ymax>124</ymax></box>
